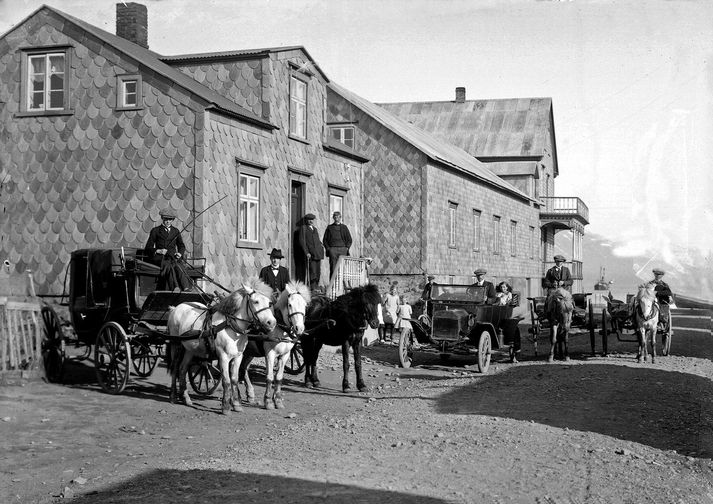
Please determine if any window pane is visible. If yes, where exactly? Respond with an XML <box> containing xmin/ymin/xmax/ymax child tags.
<box><xmin>248</xmin><ymin>177</ymin><xmax>258</xmax><ymax>198</ymax></box>
<box><xmin>239</xmin><ymin>201</ymin><xmax>248</xmax><ymax>240</ymax></box>
<box><xmin>49</xmin><ymin>90</ymin><xmax>64</xmax><ymax>109</ymax></box>
<box><xmin>331</xmin><ymin>128</ymin><xmax>341</xmax><ymax>141</ymax></box>
<box><xmin>48</xmin><ymin>54</ymin><xmax>64</xmax><ymax>74</ymax></box>
<box><xmin>30</xmin><ymin>55</ymin><xmax>45</xmax><ymax>74</ymax></box>
<box><xmin>329</xmin><ymin>195</ymin><xmax>343</xmax><ymax>217</ymax></box>
<box><xmin>248</xmin><ymin>201</ymin><xmax>258</xmax><ymax>241</ymax></box>
<box><xmin>123</xmin><ymin>80</ymin><xmax>138</xmax><ymax>106</ymax></box>
<box><xmin>239</xmin><ymin>175</ymin><xmax>248</xmax><ymax>196</ymax></box>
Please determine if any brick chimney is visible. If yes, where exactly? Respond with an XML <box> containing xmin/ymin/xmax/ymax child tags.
<box><xmin>455</xmin><ymin>87</ymin><xmax>466</xmax><ymax>103</ymax></box>
<box><xmin>116</xmin><ymin>3</ymin><xmax>148</xmax><ymax>49</ymax></box>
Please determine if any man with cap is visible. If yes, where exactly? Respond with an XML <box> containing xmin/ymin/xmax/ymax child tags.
<box><xmin>544</xmin><ymin>255</ymin><xmax>573</xmax><ymax>294</ymax></box>
<box><xmin>295</xmin><ymin>213</ymin><xmax>324</xmax><ymax>290</ymax></box>
<box><xmin>259</xmin><ymin>248</ymin><xmax>290</xmax><ymax>295</ymax></box>
<box><xmin>648</xmin><ymin>268</ymin><xmax>674</xmax><ymax>348</ymax></box>
<box><xmin>144</xmin><ymin>209</ymin><xmax>192</xmax><ymax>291</ymax></box>
<box><xmin>421</xmin><ymin>274</ymin><xmax>436</xmax><ymax>318</ymax></box>
<box><xmin>467</xmin><ymin>268</ymin><xmax>496</xmax><ymax>303</ymax></box>
<box><xmin>322</xmin><ymin>211</ymin><xmax>353</xmax><ymax>278</ymax></box>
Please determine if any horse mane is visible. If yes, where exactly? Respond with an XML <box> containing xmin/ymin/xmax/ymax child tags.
<box><xmin>214</xmin><ymin>276</ymin><xmax>274</xmax><ymax>315</ymax></box>
<box><xmin>306</xmin><ymin>283</ymin><xmax>382</xmax><ymax>331</ymax></box>
<box><xmin>275</xmin><ymin>280</ymin><xmax>312</xmax><ymax>311</ymax></box>
<box><xmin>547</xmin><ymin>287</ymin><xmax>574</xmax><ymax>315</ymax></box>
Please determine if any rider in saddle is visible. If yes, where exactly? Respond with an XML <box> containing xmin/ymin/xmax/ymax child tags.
<box><xmin>647</xmin><ymin>268</ymin><xmax>673</xmax><ymax>339</ymax></box>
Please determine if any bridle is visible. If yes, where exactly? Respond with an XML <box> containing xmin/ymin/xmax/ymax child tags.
<box><xmin>228</xmin><ymin>290</ymin><xmax>273</xmax><ymax>332</ymax></box>
<box><xmin>284</xmin><ymin>291</ymin><xmax>306</xmax><ymax>329</ymax></box>
<box><xmin>637</xmin><ymin>297</ymin><xmax>659</xmax><ymax>322</ymax></box>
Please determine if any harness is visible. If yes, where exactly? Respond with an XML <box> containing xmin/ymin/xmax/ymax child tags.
<box><xmin>636</xmin><ymin>299</ymin><xmax>659</xmax><ymax>322</ymax></box>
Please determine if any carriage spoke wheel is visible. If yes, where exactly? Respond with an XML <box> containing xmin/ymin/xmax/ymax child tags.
<box><xmin>188</xmin><ymin>360</ymin><xmax>220</xmax><ymax>396</ymax></box>
<box><xmin>601</xmin><ymin>309</ymin><xmax>609</xmax><ymax>356</ymax></box>
<box><xmin>130</xmin><ymin>337</ymin><xmax>159</xmax><ymax>377</ymax></box>
<box><xmin>41</xmin><ymin>305</ymin><xmax>65</xmax><ymax>383</ymax></box>
<box><xmin>95</xmin><ymin>322</ymin><xmax>131</xmax><ymax>394</ymax></box>
<box><xmin>398</xmin><ymin>330</ymin><xmax>413</xmax><ymax>368</ymax></box>
<box><xmin>476</xmin><ymin>330</ymin><xmax>492</xmax><ymax>374</ymax></box>
<box><xmin>588</xmin><ymin>302</ymin><xmax>596</xmax><ymax>356</ymax></box>
<box><xmin>285</xmin><ymin>342</ymin><xmax>305</xmax><ymax>375</ymax></box>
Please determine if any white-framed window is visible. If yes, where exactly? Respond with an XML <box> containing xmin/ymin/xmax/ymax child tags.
<box><xmin>117</xmin><ymin>74</ymin><xmax>142</xmax><ymax>109</ymax></box>
<box><xmin>448</xmin><ymin>202</ymin><xmax>458</xmax><ymax>248</ymax></box>
<box><xmin>24</xmin><ymin>51</ymin><xmax>68</xmax><ymax>112</ymax></box>
<box><xmin>493</xmin><ymin>215</ymin><xmax>501</xmax><ymax>254</ymax></box>
<box><xmin>473</xmin><ymin>209</ymin><xmax>481</xmax><ymax>251</ymax></box>
<box><xmin>510</xmin><ymin>220</ymin><xmax>517</xmax><ymax>257</ymax></box>
<box><xmin>238</xmin><ymin>173</ymin><xmax>260</xmax><ymax>243</ymax></box>
<box><xmin>330</xmin><ymin>126</ymin><xmax>355</xmax><ymax>149</ymax></box>
<box><xmin>329</xmin><ymin>194</ymin><xmax>343</xmax><ymax>218</ymax></box>
<box><xmin>529</xmin><ymin>225</ymin><xmax>536</xmax><ymax>259</ymax></box>
<box><xmin>289</xmin><ymin>75</ymin><xmax>307</xmax><ymax>139</ymax></box>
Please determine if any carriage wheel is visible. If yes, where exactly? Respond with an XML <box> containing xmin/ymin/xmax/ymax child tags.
<box><xmin>398</xmin><ymin>330</ymin><xmax>413</xmax><ymax>368</ymax></box>
<box><xmin>95</xmin><ymin>322</ymin><xmax>131</xmax><ymax>394</ymax></box>
<box><xmin>476</xmin><ymin>331</ymin><xmax>492</xmax><ymax>374</ymax></box>
<box><xmin>284</xmin><ymin>342</ymin><xmax>305</xmax><ymax>375</ymax></box>
<box><xmin>130</xmin><ymin>337</ymin><xmax>159</xmax><ymax>377</ymax></box>
<box><xmin>601</xmin><ymin>309</ymin><xmax>609</xmax><ymax>356</ymax></box>
<box><xmin>41</xmin><ymin>306</ymin><xmax>65</xmax><ymax>383</ymax></box>
<box><xmin>188</xmin><ymin>360</ymin><xmax>220</xmax><ymax>396</ymax></box>
<box><xmin>588</xmin><ymin>302</ymin><xmax>596</xmax><ymax>356</ymax></box>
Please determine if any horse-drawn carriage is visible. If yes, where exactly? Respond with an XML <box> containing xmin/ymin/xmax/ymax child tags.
<box><xmin>41</xmin><ymin>247</ymin><xmax>216</xmax><ymax>394</ymax></box>
<box><xmin>600</xmin><ymin>293</ymin><xmax>672</xmax><ymax>357</ymax></box>
<box><xmin>399</xmin><ymin>284</ymin><xmax>522</xmax><ymax>373</ymax></box>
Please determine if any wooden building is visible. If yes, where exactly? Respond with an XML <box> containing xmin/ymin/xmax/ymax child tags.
<box><xmin>0</xmin><ymin>3</ymin><xmax>364</xmax><ymax>294</ymax></box>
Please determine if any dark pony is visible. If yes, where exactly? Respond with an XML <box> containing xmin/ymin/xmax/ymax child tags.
<box><xmin>546</xmin><ymin>287</ymin><xmax>574</xmax><ymax>362</ymax></box>
<box><xmin>302</xmin><ymin>284</ymin><xmax>382</xmax><ymax>392</ymax></box>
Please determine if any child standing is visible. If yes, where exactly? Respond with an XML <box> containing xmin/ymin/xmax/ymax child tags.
<box><xmin>396</xmin><ymin>300</ymin><xmax>413</xmax><ymax>347</ymax></box>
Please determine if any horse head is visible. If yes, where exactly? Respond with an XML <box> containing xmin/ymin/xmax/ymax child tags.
<box><xmin>239</xmin><ymin>277</ymin><xmax>277</xmax><ymax>332</ymax></box>
<box><xmin>634</xmin><ymin>283</ymin><xmax>658</xmax><ymax>321</ymax></box>
<box><xmin>276</xmin><ymin>281</ymin><xmax>311</xmax><ymax>335</ymax></box>
<box><xmin>360</xmin><ymin>284</ymin><xmax>382</xmax><ymax>330</ymax></box>
<box><xmin>547</xmin><ymin>287</ymin><xmax>574</xmax><ymax>328</ymax></box>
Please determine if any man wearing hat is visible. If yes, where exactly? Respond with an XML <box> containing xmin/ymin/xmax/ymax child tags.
<box><xmin>259</xmin><ymin>248</ymin><xmax>290</xmax><ymax>294</ymax></box>
<box><xmin>295</xmin><ymin>213</ymin><xmax>324</xmax><ymax>290</ymax></box>
<box><xmin>144</xmin><ymin>210</ymin><xmax>192</xmax><ymax>291</ymax></box>
<box><xmin>467</xmin><ymin>268</ymin><xmax>496</xmax><ymax>303</ymax></box>
<box><xmin>544</xmin><ymin>255</ymin><xmax>573</xmax><ymax>294</ymax></box>
<box><xmin>421</xmin><ymin>274</ymin><xmax>436</xmax><ymax>302</ymax></box>
<box><xmin>322</xmin><ymin>211</ymin><xmax>353</xmax><ymax>278</ymax></box>
<box><xmin>648</xmin><ymin>268</ymin><xmax>674</xmax><ymax>347</ymax></box>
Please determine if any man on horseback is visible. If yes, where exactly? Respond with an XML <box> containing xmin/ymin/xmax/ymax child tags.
<box><xmin>648</xmin><ymin>268</ymin><xmax>673</xmax><ymax>346</ymax></box>
<box><xmin>144</xmin><ymin>210</ymin><xmax>193</xmax><ymax>291</ymax></box>
<box><xmin>543</xmin><ymin>255</ymin><xmax>573</xmax><ymax>295</ymax></box>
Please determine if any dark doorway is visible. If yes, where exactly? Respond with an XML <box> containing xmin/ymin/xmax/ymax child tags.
<box><xmin>290</xmin><ymin>181</ymin><xmax>305</xmax><ymax>281</ymax></box>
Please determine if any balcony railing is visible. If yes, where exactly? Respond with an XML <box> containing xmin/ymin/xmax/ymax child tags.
<box><xmin>540</xmin><ymin>197</ymin><xmax>589</xmax><ymax>224</ymax></box>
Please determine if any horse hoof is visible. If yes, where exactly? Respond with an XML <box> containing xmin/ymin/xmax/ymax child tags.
<box><xmin>221</xmin><ymin>408</ymin><xmax>231</xmax><ymax>415</ymax></box>
<box><xmin>232</xmin><ymin>405</ymin><xmax>243</xmax><ymax>413</ymax></box>
<box><xmin>547</xmin><ymin>356</ymin><xmax>554</xmax><ymax>363</ymax></box>
<box><xmin>274</xmin><ymin>400</ymin><xmax>285</xmax><ymax>410</ymax></box>
<box><xmin>265</xmin><ymin>401</ymin><xmax>275</xmax><ymax>410</ymax></box>
<box><xmin>305</xmin><ymin>382</ymin><xmax>314</xmax><ymax>389</ymax></box>
<box><xmin>564</xmin><ymin>357</ymin><xmax>570</xmax><ymax>362</ymax></box>
<box><xmin>358</xmin><ymin>385</ymin><xmax>368</xmax><ymax>393</ymax></box>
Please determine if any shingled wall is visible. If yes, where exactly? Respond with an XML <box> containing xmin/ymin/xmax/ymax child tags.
<box><xmin>0</xmin><ymin>10</ymin><xmax>203</xmax><ymax>295</ymax></box>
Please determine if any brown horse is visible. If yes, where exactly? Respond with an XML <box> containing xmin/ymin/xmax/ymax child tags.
<box><xmin>546</xmin><ymin>287</ymin><xmax>574</xmax><ymax>362</ymax></box>
<box><xmin>632</xmin><ymin>283</ymin><xmax>659</xmax><ymax>363</ymax></box>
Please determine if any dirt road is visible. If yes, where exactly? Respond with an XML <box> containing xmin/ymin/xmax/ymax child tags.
<box><xmin>2</xmin><ymin>327</ymin><xmax>712</xmax><ymax>503</ymax></box>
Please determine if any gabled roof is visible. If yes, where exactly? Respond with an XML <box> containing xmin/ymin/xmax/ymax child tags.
<box><xmin>329</xmin><ymin>82</ymin><xmax>534</xmax><ymax>202</ymax></box>
<box><xmin>2</xmin><ymin>5</ymin><xmax>275</xmax><ymax>129</ymax></box>
<box><xmin>378</xmin><ymin>98</ymin><xmax>553</xmax><ymax>159</ymax></box>
<box><xmin>160</xmin><ymin>46</ymin><xmax>329</xmax><ymax>82</ymax></box>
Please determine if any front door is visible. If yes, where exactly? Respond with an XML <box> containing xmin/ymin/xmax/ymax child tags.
<box><xmin>290</xmin><ymin>181</ymin><xmax>305</xmax><ymax>280</ymax></box>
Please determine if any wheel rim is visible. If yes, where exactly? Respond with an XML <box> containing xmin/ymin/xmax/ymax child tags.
<box><xmin>131</xmin><ymin>338</ymin><xmax>159</xmax><ymax>377</ymax></box>
<box><xmin>41</xmin><ymin>306</ymin><xmax>64</xmax><ymax>382</ymax></box>
<box><xmin>41</xmin><ymin>306</ymin><xmax>62</xmax><ymax>342</ymax></box>
<box><xmin>285</xmin><ymin>343</ymin><xmax>305</xmax><ymax>375</ymax></box>
<box><xmin>95</xmin><ymin>323</ymin><xmax>131</xmax><ymax>394</ymax></box>
<box><xmin>478</xmin><ymin>331</ymin><xmax>491</xmax><ymax>373</ymax></box>
<box><xmin>189</xmin><ymin>361</ymin><xmax>220</xmax><ymax>396</ymax></box>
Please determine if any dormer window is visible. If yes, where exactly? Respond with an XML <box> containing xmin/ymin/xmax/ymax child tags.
<box><xmin>21</xmin><ymin>48</ymin><xmax>71</xmax><ymax>114</ymax></box>
<box><xmin>329</xmin><ymin>125</ymin><xmax>355</xmax><ymax>149</ymax></box>
<box><xmin>289</xmin><ymin>75</ymin><xmax>308</xmax><ymax>140</ymax></box>
<box><xmin>117</xmin><ymin>74</ymin><xmax>142</xmax><ymax>110</ymax></box>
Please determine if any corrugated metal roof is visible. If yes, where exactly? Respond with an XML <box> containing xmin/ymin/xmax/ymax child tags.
<box><xmin>379</xmin><ymin>98</ymin><xmax>552</xmax><ymax>158</ymax></box>
<box><xmin>329</xmin><ymin>82</ymin><xmax>534</xmax><ymax>202</ymax></box>
<box><xmin>36</xmin><ymin>5</ymin><xmax>275</xmax><ymax>129</ymax></box>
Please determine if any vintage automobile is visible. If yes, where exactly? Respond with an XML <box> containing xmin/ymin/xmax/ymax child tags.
<box><xmin>400</xmin><ymin>284</ymin><xmax>521</xmax><ymax>373</ymax></box>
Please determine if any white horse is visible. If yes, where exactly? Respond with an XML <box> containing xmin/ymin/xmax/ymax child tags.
<box><xmin>241</xmin><ymin>281</ymin><xmax>311</xmax><ymax>409</ymax></box>
<box><xmin>167</xmin><ymin>277</ymin><xmax>276</xmax><ymax>414</ymax></box>
<box><xmin>632</xmin><ymin>283</ymin><xmax>659</xmax><ymax>363</ymax></box>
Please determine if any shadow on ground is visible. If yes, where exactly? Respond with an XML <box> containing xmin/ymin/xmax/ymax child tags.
<box><xmin>435</xmin><ymin>362</ymin><xmax>713</xmax><ymax>458</ymax></box>
<box><xmin>68</xmin><ymin>468</ymin><xmax>448</xmax><ymax>504</ymax></box>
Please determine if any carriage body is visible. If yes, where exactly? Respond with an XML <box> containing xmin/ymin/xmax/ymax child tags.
<box><xmin>400</xmin><ymin>284</ymin><xmax>522</xmax><ymax>373</ymax></box>
<box><xmin>42</xmin><ymin>247</ymin><xmax>211</xmax><ymax>393</ymax></box>
<box><xmin>599</xmin><ymin>295</ymin><xmax>673</xmax><ymax>356</ymax></box>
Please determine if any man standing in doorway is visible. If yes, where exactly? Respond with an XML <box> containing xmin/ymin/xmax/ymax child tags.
<box><xmin>259</xmin><ymin>248</ymin><xmax>290</xmax><ymax>295</ymax></box>
<box><xmin>544</xmin><ymin>254</ymin><xmax>573</xmax><ymax>294</ymax></box>
<box><xmin>322</xmin><ymin>211</ymin><xmax>353</xmax><ymax>279</ymax></box>
<box><xmin>297</xmin><ymin>213</ymin><xmax>324</xmax><ymax>290</ymax></box>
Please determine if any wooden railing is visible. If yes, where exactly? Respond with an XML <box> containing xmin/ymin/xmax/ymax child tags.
<box><xmin>540</xmin><ymin>197</ymin><xmax>589</xmax><ymax>223</ymax></box>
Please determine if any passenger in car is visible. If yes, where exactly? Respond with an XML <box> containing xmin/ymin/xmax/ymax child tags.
<box><xmin>494</xmin><ymin>281</ymin><xmax>513</xmax><ymax>306</ymax></box>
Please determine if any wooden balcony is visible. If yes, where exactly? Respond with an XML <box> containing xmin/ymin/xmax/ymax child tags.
<box><xmin>539</xmin><ymin>197</ymin><xmax>589</xmax><ymax>230</ymax></box>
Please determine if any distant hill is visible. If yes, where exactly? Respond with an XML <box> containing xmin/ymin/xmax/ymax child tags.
<box><xmin>554</xmin><ymin>231</ymin><xmax>713</xmax><ymax>302</ymax></box>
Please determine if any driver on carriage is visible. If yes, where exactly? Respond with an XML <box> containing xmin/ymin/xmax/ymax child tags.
<box><xmin>144</xmin><ymin>210</ymin><xmax>193</xmax><ymax>292</ymax></box>
<box><xmin>648</xmin><ymin>268</ymin><xmax>673</xmax><ymax>340</ymax></box>
<box><xmin>543</xmin><ymin>255</ymin><xmax>573</xmax><ymax>295</ymax></box>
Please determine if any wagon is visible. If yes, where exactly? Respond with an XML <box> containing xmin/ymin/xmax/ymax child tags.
<box><xmin>599</xmin><ymin>295</ymin><xmax>672</xmax><ymax>356</ymax></box>
<box><xmin>40</xmin><ymin>247</ymin><xmax>215</xmax><ymax>394</ymax></box>
<box><xmin>526</xmin><ymin>291</ymin><xmax>599</xmax><ymax>356</ymax></box>
<box><xmin>398</xmin><ymin>284</ymin><xmax>522</xmax><ymax>373</ymax></box>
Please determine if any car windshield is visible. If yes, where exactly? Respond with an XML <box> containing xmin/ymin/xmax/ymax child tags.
<box><xmin>431</xmin><ymin>284</ymin><xmax>487</xmax><ymax>303</ymax></box>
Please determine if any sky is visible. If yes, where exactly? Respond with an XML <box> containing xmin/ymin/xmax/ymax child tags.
<box><xmin>2</xmin><ymin>0</ymin><xmax>712</xmax><ymax>288</ymax></box>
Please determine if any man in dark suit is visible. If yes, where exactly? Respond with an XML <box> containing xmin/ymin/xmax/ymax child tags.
<box><xmin>543</xmin><ymin>254</ymin><xmax>573</xmax><ymax>294</ymax></box>
<box><xmin>144</xmin><ymin>210</ymin><xmax>192</xmax><ymax>291</ymax></box>
<box><xmin>648</xmin><ymin>268</ymin><xmax>673</xmax><ymax>345</ymax></box>
<box><xmin>467</xmin><ymin>268</ymin><xmax>496</xmax><ymax>304</ymax></box>
<box><xmin>259</xmin><ymin>248</ymin><xmax>290</xmax><ymax>295</ymax></box>
<box><xmin>322</xmin><ymin>211</ymin><xmax>353</xmax><ymax>278</ymax></box>
<box><xmin>296</xmin><ymin>213</ymin><xmax>324</xmax><ymax>290</ymax></box>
